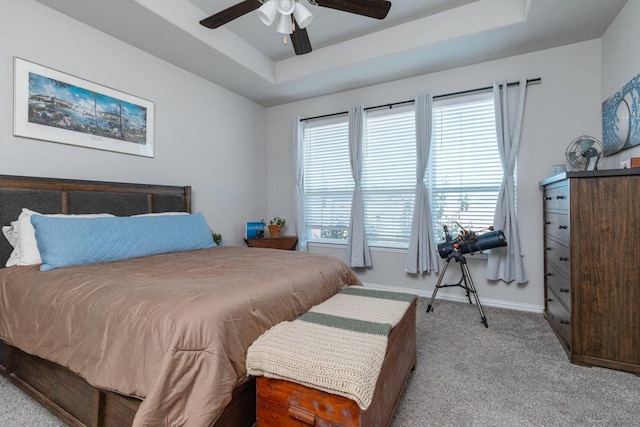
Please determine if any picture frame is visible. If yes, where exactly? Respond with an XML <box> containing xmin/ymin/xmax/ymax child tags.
<box><xmin>245</xmin><ymin>221</ymin><xmax>265</xmax><ymax>239</ymax></box>
<box><xmin>13</xmin><ymin>57</ymin><xmax>155</xmax><ymax>157</ymax></box>
<box><xmin>602</xmin><ymin>72</ymin><xmax>640</xmax><ymax>157</ymax></box>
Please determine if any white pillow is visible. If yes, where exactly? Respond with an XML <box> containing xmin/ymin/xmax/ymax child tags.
<box><xmin>2</xmin><ymin>221</ymin><xmax>18</xmax><ymax>247</ymax></box>
<box><xmin>3</xmin><ymin>221</ymin><xmax>21</xmax><ymax>267</ymax></box>
<box><xmin>7</xmin><ymin>208</ymin><xmax>114</xmax><ymax>267</ymax></box>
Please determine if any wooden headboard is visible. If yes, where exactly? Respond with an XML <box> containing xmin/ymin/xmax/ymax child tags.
<box><xmin>0</xmin><ymin>175</ymin><xmax>191</xmax><ymax>267</ymax></box>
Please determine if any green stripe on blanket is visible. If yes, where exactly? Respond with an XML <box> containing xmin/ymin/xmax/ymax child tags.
<box><xmin>300</xmin><ymin>311</ymin><xmax>392</xmax><ymax>336</ymax></box>
<box><xmin>341</xmin><ymin>286</ymin><xmax>418</xmax><ymax>303</ymax></box>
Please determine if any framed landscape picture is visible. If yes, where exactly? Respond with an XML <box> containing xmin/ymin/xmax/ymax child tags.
<box><xmin>13</xmin><ymin>57</ymin><xmax>155</xmax><ymax>157</ymax></box>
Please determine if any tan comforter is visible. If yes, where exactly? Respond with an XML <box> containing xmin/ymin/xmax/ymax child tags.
<box><xmin>0</xmin><ymin>246</ymin><xmax>361</xmax><ymax>426</ymax></box>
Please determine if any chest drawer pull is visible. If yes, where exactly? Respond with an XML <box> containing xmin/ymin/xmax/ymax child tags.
<box><xmin>560</xmin><ymin>288</ymin><xmax>570</xmax><ymax>293</ymax></box>
<box><xmin>288</xmin><ymin>404</ymin><xmax>316</xmax><ymax>425</ymax></box>
<box><xmin>545</xmin><ymin>247</ymin><xmax>552</xmax><ymax>251</ymax></box>
<box><xmin>559</xmin><ymin>257</ymin><xmax>569</xmax><ymax>261</ymax></box>
<box><xmin>544</xmin><ymin>196</ymin><xmax>552</xmax><ymax>200</ymax></box>
<box><xmin>556</xmin><ymin>195</ymin><xmax>566</xmax><ymax>199</ymax></box>
<box><xmin>558</xmin><ymin>225</ymin><xmax>568</xmax><ymax>229</ymax></box>
<box><xmin>545</xmin><ymin>273</ymin><xmax>553</xmax><ymax>277</ymax></box>
<box><xmin>560</xmin><ymin>320</ymin><xmax>570</xmax><ymax>325</ymax></box>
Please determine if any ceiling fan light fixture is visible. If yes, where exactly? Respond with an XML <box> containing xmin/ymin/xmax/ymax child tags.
<box><xmin>201</xmin><ymin>0</ymin><xmax>393</xmax><ymax>56</ymax></box>
<box><xmin>293</xmin><ymin>2</ymin><xmax>313</xmax><ymax>29</ymax></box>
<box><xmin>276</xmin><ymin>0</ymin><xmax>296</xmax><ymax>16</ymax></box>
<box><xmin>257</xmin><ymin>0</ymin><xmax>278</xmax><ymax>26</ymax></box>
<box><xmin>276</xmin><ymin>13</ymin><xmax>293</xmax><ymax>34</ymax></box>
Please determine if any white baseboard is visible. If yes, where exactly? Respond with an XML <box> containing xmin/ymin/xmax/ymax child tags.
<box><xmin>361</xmin><ymin>282</ymin><xmax>544</xmax><ymax>313</ymax></box>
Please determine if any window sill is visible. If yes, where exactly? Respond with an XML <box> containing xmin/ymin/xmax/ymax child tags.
<box><xmin>307</xmin><ymin>241</ymin><xmax>491</xmax><ymax>259</ymax></box>
<box><xmin>307</xmin><ymin>241</ymin><xmax>408</xmax><ymax>254</ymax></box>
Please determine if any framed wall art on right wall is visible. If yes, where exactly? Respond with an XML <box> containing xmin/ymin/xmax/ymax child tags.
<box><xmin>602</xmin><ymin>72</ymin><xmax>640</xmax><ymax>156</ymax></box>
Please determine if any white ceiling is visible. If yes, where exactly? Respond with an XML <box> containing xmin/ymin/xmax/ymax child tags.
<box><xmin>35</xmin><ymin>0</ymin><xmax>627</xmax><ymax>107</ymax></box>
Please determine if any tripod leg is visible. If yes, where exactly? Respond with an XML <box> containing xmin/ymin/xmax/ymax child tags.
<box><xmin>426</xmin><ymin>258</ymin><xmax>450</xmax><ymax>313</ymax></box>
<box><xmin>460</xmin><ymin>262</ymin><xmax>488</xmax><ymax>328</ymax></box>
<box><xmin>459</xmin><ymin>262</ymin><xmax>473</xmax><ymax>305</ymax></box>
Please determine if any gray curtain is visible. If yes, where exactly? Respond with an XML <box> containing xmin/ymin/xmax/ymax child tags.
<box><xmin>346</xmin><ymin>105</ymin><xmax>372</xmax><ymax>268</ymax></box>
<box><xmin>293</xmin><ymin>116</ymin><xmax>307</xmax><ymax>251</ymax></box>
<box><xmin>487</xmin><ymin>79</ymin><xmax>528</xmax><ymax>283</ymax></box>
<box><xmin>405</xmin><ymin>93</ymin><xmax>439</xmax><ymax>274</ymax></box>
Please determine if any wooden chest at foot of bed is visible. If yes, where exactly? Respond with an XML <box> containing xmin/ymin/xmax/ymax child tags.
<box><xmin>255</xmin><ymin>298</ymin><xmax>416</xmax><ymax>427</ymax></box>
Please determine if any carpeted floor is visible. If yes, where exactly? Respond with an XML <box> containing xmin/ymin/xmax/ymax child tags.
<box><xmin>0</xmin><ymin>374</ymin><xmax>64</xmax><ymax>426</ymax></box>
<box><xmin>0</xmin><ymin>298</ymin><xmax>638</xmax><ymax>426</ymax></box>
<box><xmin>392</xmin><ymin>299</ymin><xmax>640</xmax><ymax>426</ymax></box>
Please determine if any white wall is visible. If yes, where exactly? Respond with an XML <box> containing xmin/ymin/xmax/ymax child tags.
<box><xmin>600</xmin><ymin>0</ymin><xmax>640</xmax><ymax>169</ymax></box>
<box><xmin>0</xmin><ymin>0</ymin><xmax>267</xmax><ymax>245</ymax></box>
<box><xmin>266</xmin><ymin>40</ymin><xmax>603</xmax><ymax>311</ymax></box>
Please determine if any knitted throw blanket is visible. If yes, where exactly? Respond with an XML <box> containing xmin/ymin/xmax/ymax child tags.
<box><xmin>246</xmin><ymin>287</ymin><xmax>417</xmax><ymax>410</ymax></box>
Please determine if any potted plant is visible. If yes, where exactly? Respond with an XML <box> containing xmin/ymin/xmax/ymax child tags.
<box><xmin>263</xmin><ymin>217</ymin><xmax>286</xmax><ymax>238</ymax></box>
<box><xmin>211</xmin><ymin>232</ymin><xmax>222</xmax><ymax>245</ymax></box>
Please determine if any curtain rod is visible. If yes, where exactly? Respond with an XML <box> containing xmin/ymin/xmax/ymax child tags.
<box><xmin>301</xmin><ymin>77</ymin><xmax>541</xmax><ymax>122</ymax></box>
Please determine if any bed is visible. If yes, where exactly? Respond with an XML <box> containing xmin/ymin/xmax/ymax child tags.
<box><xmin>0</xmin><ymin>174</ymin><xmax>361</xmax><ymax>427</ymax></box>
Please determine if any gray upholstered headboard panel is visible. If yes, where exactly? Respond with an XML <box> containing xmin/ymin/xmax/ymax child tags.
<box><xmin>0</xmin><ymin>175</ymin><xmax>191</xmax><ymax>267</ymax></box>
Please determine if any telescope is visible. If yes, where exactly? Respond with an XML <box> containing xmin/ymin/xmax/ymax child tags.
<box><xmin>429</xmin><ymin>223</ymin><xmax>507</xmax><ymax>328</ymax></box>
<box><xmin>437</xmin><ymin>225</ymin><xmax>507</xmax><ymax>259</ymax></box>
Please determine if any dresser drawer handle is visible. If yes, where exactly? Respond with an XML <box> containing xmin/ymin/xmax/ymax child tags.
<box><xmin>558</xmin><ymin>225</ymin><xmax>568</xmax><ymax>229</ymax></box>
<box><xmin>544</xmin><ymin>221</ymin><xmax>551</xmax><ymax>225</ymax></box>
<box><xmin>545</xmin><ymin>273</ymin><xmax>553</xmax><ymax>277</ymax></box>
<box><xmin>544</xmin><ymin>196</ymin><xmax>552</xmax><ymax>200</ymax></box>
<box><xmin>556</xmin><ymin>195</ymin><xmax>566</xmax><ymax>199</ymax></box>
<box><xmin>559</xmin><ymin>257</ymin><xmax>569</xmax><ymax>261</ymax></box>
<box><xmin>546</xmin><ymin>298</ymin><xmax>553</xmax><ymax>302</ymax></box>
<box><xmin>560</xmin><ymin>288</ymin><xmax>570</xmax><ymax>293</ymax></box>
<box><xmin>545</xmin><ymin>247</ymin><xmax>552</xmax><ymax>251</ymax></box>
<box><xmin>560</xmin><ymin>320</ymin><xmax>570</xmax><ymax>325</ymax></box>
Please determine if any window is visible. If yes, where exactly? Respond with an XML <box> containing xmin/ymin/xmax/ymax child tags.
<box><xmin>362</xmin><ymin>106</ymin><xmax>416</xmax><ymax>247</ymax></box>
<box><xmin>429</xmin><ymin>93</ymin><xmax>501</xmax><ymax>239</ymax></box>
<box><xmin>303</xmin><ymin>116</ymin><xmax>352</xmax><ymax>242</ymax></box>
<box><xmin>302</xmin><ymin>91</ymin><xmax>504</xmax><ymax>248</ymax></box>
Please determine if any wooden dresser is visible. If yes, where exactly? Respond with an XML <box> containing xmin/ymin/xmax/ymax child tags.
<box><xmin>540</xmin><ymin>169</ymin><xmax>640</xmax><ymax>375</ymax></box>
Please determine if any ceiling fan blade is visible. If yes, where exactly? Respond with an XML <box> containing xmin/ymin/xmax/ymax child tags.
<box><xmin>199</xmin><ymin>0</ymin><xmax>262</xmax><ymax>29</ymax></box>
<box><xmin>314</xmin><ymin>0</ymin><xmax>392</xmax><ymax>20</ymax></box>
<box><xmin>291</xmin><ymin>18</ymin><xmax>312</xmax><ymax>55</ymax></box>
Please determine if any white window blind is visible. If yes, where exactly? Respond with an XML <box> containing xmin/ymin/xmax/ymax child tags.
<box><xmin>429</xmin><ymin>92</ymin><xmax>500</xmax><ymax>240</ymax></box>
<box><xmin>302</xmin><ymin>91</ymin><xmax>504</xmax><ymax>249</ymax></box>
<box><xmin>303</xmin><ymin>116</ymin><xmax>352</xmax><ymax>241</ymax></box>
<box><xmin>362</xmin><ymin>106</ymin><xmax>416</xmax><ymax>246</ymax></box>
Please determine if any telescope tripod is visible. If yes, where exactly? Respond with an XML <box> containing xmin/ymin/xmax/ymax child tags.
<box><xmin>426</xmin><ymin>247</ymin><xmax>488</xmax><ymax>328</ymax></box>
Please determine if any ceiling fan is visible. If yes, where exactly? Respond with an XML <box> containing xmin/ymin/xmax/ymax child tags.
<box><xmin>199</xmin><ymin>0</ymin><xmax>392</xmax><ymax>56</ymax></box>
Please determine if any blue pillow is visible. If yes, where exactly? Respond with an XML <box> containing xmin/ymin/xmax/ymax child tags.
<box><xmin>31</xmin><ymin>212</ymin><xmax>215</xmax><ymax>271</ymax></box>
